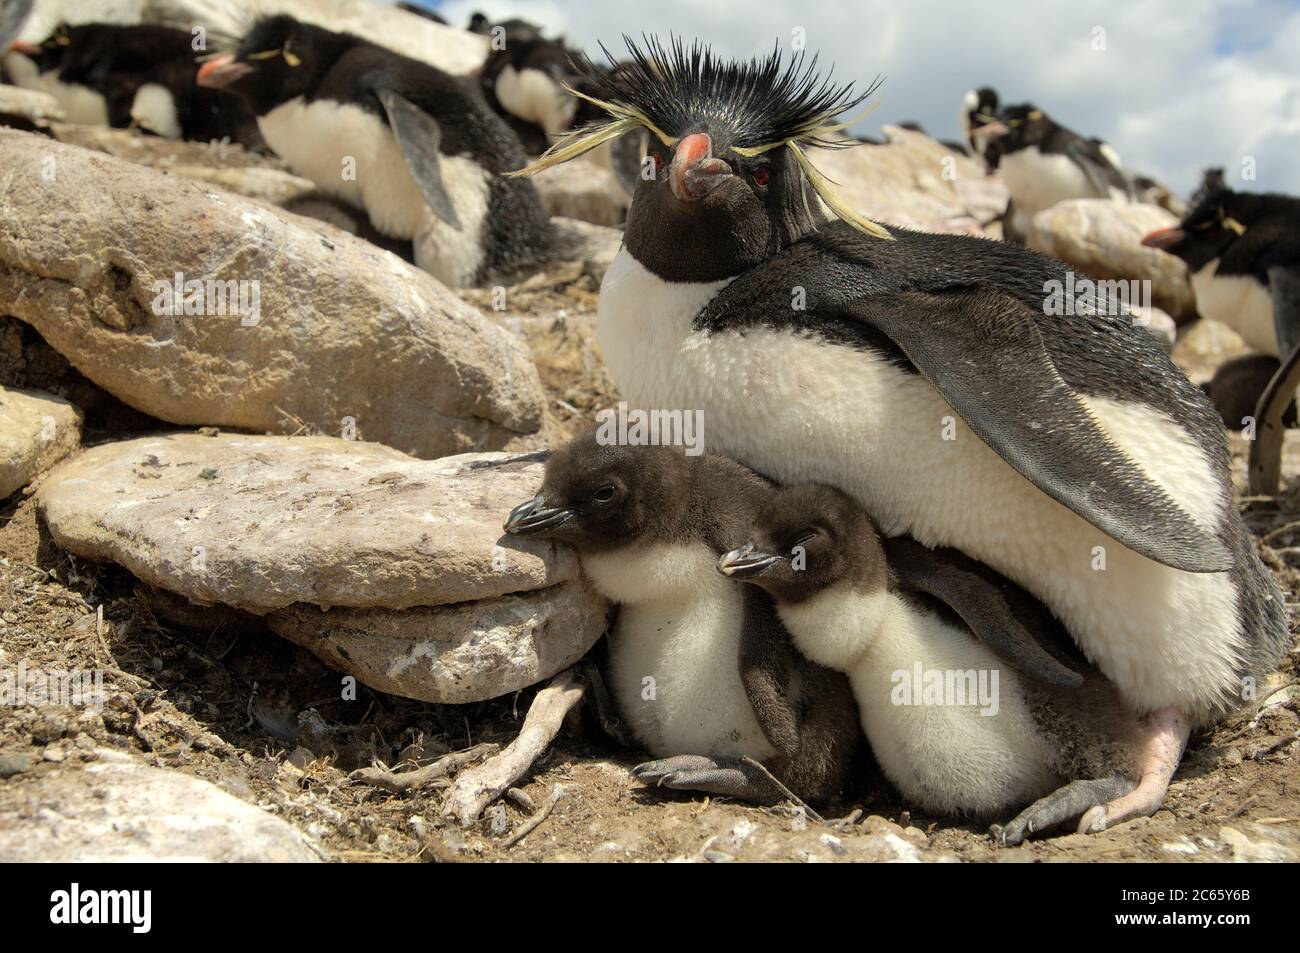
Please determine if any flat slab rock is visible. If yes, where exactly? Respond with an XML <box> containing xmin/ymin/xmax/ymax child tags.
<box><xmin>0</xmin><ymin>383</ymin><xmax>81</xmax><ymax>498</ymax></box>
<box><xmin>0</xmin><ymin>129</ymin><xmax>544</xmax><ymax>459</ymax></box>
<box><xmin>38</xmin><ymin>434</ymin><xmax>609</xmax><ymax>702</ymax></box>
<box><xmin>0</xmin><ymin>749</ymin><xmax>319</xmax><ymax>862</ymax></box>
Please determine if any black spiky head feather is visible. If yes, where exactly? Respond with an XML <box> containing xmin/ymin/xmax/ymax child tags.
<box><xmin>514</xmin><ymin>35</ymin><xmax>891</xmax><ymax>240</ymax></box>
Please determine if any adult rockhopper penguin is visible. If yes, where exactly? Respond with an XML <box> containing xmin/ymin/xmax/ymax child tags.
<box><xmin>1144</xmin><ymin>185</ymin><xmax>1300</xmax><ymax>496</ymax></box>
<box><xmin>197</xmin><ymin>15</ymin><xmax>552</xmax><ymax>288</ymax></box>
<box><xmin>512</xmin><ymin>37</ymin><xmax>1292</xmax><ymax>833</ymax></box>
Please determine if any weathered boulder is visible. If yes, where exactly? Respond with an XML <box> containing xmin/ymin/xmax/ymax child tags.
<box><xmin>551</xmin><ymin>217</ymin><xmax>623</xmax><ymax>285</ymax></box>
<box><xmin>1026</xmin><ymin>199</ymin><xmax>1197</xmax><ymax>321</ymax></box>
<box><xmin>0</xmin><ymin>384</ymin><xmax>80</xmax><ymax>498</ymax></box>
<box><xmin>269</xmin><ymin>582</ymin><xmax>608</xmax><ymax>704</ymax></box>
<box><xmin>38</xmin><ymin>434</ymin><xmax>609</xmax><ymax>702</ymax></box>
<box><xmin>0</xmin><ymin>749</ymin><xmax>320</xmax><ymax>862</ymax></box>
<box><xmin>809</xmin><ymin>126</ymin><xmax>1006</xmax><ymax>234</ymax></box>
<box><xmin>0</xmin><ymin>130</ymin><xmax>545</xmax><ymax>458</ymax></box>
<box><xmin>534</xmin><ymin>156</ymin><xmax>628</xmax><ymax>228</ymax></box>
<box><xmin>38</xmin><ymin>435</ymin><xmax>578</xmax><ymax>612</ymax></box>
<box><xmin>0</xmin><ymin>84</ymin><xmax>62</xmax><ymax>122</ymax></box>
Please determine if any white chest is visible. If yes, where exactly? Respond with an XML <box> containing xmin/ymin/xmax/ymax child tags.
<box><xmin>596</xmin><ymin>248</ymin><xmax>1244</xmax><ymax>719</ymax></box>
<box><xmin>582</xmin><ymin>542</ymin><xmax>775</xmax><ymax>761</ymax></box>
<box><xmin>259</xmin><ymin>98</ymin><xmax>492</xmax><ymax>286</ymax></box>
<box><xmin>494</xmin><ymin>65</ymin><xmax>575</xmax><ymax>136</ymax></box>
<box><xmin>130</xmin><ymin>84</ymin><xmax>180</xmax><ymax>140</ymax></box>
<box><xmin>999</xmin><ymin>146</ymin><xmax>1120</xmax><ymax>215</ymax></box>
<box><xmin>1191</xmin><ymin>259</ymin><xmax>1277</xmax><ymax>356</ymax></box>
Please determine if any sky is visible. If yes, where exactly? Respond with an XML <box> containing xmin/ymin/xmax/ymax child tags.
<box><xmin>416</xmin><ymin>0</ymin><xmax>1300</xmax><ymax>199</ymax></box>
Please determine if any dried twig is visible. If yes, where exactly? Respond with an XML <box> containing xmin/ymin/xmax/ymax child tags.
<box><xmin>441</xmin><ymin>667</ymin><xmax>584</xmax><ymax>826</ymax></box>
<box><xmin>503</xmin><ymin>785</ymin><xmax>565</xmax><ymax>848</ymax></box>
<box><xmin>350</xmin><ymin>742</ymin><xmax>499</xmax><ymax>794</ymax></box>
<box><xmin>741</xmin><ymin>756</ymin><xmax>824</xmax><ymax>824</ymax></box>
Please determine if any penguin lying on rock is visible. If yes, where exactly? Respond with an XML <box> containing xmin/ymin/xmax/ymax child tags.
<box><xmin>980</xmin><ymin>101</ymin><xmax>1132</xmax><ymax>238</ymax></box>
<box><xmin>197</xmin><ymin>15</ymin><xmax>552</xmax><ymax>288</ymax></box>
<box><xmin>959</xmin><ymin>86</ymin><xmax>1002</xmax><ymax>172</ymax></box>
<box><xmin>5</xmin><ymin>22</ymin><xmax>258</xmax><ymax>143</ymax></box>
<box><xmin>479</xmin><ymin>31</ymin><xmax>578</xmax><ymax>154</ymax></box>
<box><xmin>722</xmin><ymin>484</ymin><xmax>1152</xmax><ymax>843</ymax></box>
<box><xmin>512</xmin><ymin>37</ymin><xmax>1293</xmax><ymax>832</ymax></box>
<box><xmin>504</xmin><ymin>430</ymin><xmax>862</xmax><ymax>806</ymax></box>
<box><xmin>1143</xmin><ymin>185</ymin><xmax>1300</xmax><ymax>495</ymax></box>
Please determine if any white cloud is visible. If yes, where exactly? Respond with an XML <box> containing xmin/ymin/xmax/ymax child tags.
<box><xmin>433</xmin><ymin>0</ymin><xmax>1300</xmax><ymax>197</ymax></box>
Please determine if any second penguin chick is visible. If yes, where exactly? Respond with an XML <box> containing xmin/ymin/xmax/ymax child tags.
<box><xmin>721</xmin><ymin>483</ymin><xmax>1149</xmax><ymax>844</ymax></box>
<box><xmin>504</xmin><ymin>430</ymin><xmax>862</xmax><ymax>806</ymax></box>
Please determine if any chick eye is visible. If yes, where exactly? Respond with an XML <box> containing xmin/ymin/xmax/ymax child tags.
<box><xmin>593</xmin><ymin>484</ymin><xmax>617</xmax><ymax>503</ymax></box>
<box><xmin>751</xmin><ymin>165</ymin><xmax>771</xmax><ymax>187</ymax></box>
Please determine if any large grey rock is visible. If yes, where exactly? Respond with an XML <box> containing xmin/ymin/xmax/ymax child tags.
<box><xmin>38</xmin><ymin>433</ymin><xmax>609</xmax><ymax>703</ymax></box>
<box><xmin>0</xmin><ymin>749</ymin><xmax>320</xmax><ymax>862</ymax></box>
<box><xmin>0</xmin><ymin>84</ymin><xmax>62</xmax><ymax>122</ymax></box>
<box><xmin>0</xmin><ymin>130</ymin><xmax>544</xmax><ymax>458</ymax></box>
<box><xmin>269</xmin><ymin>581</ymin><xmax>608</xmax><ymax>703</ymax></box>
<box><xmin>0</xmin><ymin>384</ymin><xmax>80</xmax><ymax>498</ymax></box>
<box><xmin>535</xmin><ymin>156</ymin><xmax>629</xmax><ymax>228</ymax></box>
<box><xmin>38</xmin><ymin>435</ymin><xmax>580</xmax><ymax>612</ymax></box>
<box><xmin>809</xmin><ymin>126</ymin><xmax>1005</xmax><ymax>235</ymax></box>
<box><xmin>1027</xmin><ymin>199</ymin><xmax>1197</xmax><ymax>321</ymax></box>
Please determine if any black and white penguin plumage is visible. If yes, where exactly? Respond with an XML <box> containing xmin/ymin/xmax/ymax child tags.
<box><xmin>504</xmin><ymin>430</ymin><xmax>863</xmax><ymax>806</ymax></box>
<box><xmin>479</xmin><ymin>33</ymin><xmax>579</xmax><ymax>155</ymax></box>
<box><xmin>515</xmin><ymin>38</ymin><xmax>1292</xmax><ymax>831</ymax></box>
<box><xmin>197</xmin><ymin>15</ymin><xmax>551</xmax><ymax>288</ymax></box>
<box><xmin>1144</xmin><ymin>185</ymin><xmax>1300</xmax><ymax>492</ymax></box>
<box><xmin>5</xmin><ymin>22</ymin><xmax>257</xmax><ymax>143</ymax></box>
<box><xmin>959</xmin><ymin>86</ymin><xmax>1001</xmax><ymax>172</ymax></box>
<box><xmin>982</xmin><ymin>102</ymin><xmax>1133</xmax><ymax>234</ymax></box>
<box><xmin>396</xmin><ymin>2</ymin><xmax>448</xmax><ymax>25</ymax></box>
<box><xmin>723</xmin><ymin>483</ymin><xmax>1150</xmax><ymax>843</ymax></box>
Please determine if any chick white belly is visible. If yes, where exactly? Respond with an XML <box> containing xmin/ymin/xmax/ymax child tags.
<box><xmin>849</xmin><ymin>594</ymin><xmax>1055</xmax><ymax>816</ymax></box>
<box><xmin>999</xmin><ymin>146</ymin><xmax>1122</xmax><ymax>217</ymax></box>
<box><xmin>583</xmin><ymin>544</ymin><xmax>775</xmax><ymax>761</ymax></box>
<box><xmin>1192</xmin><ymin>259</ymin><xmax>1278</xmax><ymax>356</ymax></box>
<box><xmin>4</xmin><ymin>55</ymin><xmax>109</xmax><ymax>126</ymax></box>
<box><xmin>597</xmin><ymin>248</ymin><xmax>1245</xmax><ymax>721</ymax></box>
<box><xmin>259</xmin><ymin>97</ymin><xmax>430</xmax><ymax>239</ymax></box>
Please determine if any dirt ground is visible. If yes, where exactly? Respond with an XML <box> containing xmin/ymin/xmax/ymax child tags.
<box><xmin>1</xmin><ymin>272</ymin><xmax>1298</xmax><ymax>863</ymax></box>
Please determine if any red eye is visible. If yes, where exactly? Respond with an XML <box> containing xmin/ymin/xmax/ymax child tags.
<box><xmin>752</xmin><ymin>166</ymin><xmax>771</xmax><ymax>186</ymax></box>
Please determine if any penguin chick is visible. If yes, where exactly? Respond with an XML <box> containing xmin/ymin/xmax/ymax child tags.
<box><xmin>503</xmin><ymin>430</ymin><xmax>862</xmax><ymax>806</ymax></box>
<box><xmin>722</xmin><ymin>483</ymin><xmax>1157</xmax><ymax>844</ymax></box>
<box><xmin>197</xmin><ymin>15</ymin><xmax>552</xmax><ymax>288</ymax></box>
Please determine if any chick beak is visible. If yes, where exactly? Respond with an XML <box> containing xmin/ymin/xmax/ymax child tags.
<box><xmin>504</xmin><ymin>495</ymin><xmax>575</xmax><ymax>536</ymax></box>
<box><xmin>196</xmin><ymin>52</ymin><xmax>254</xmax><ymax>89</ymax></box>
<box><xmin>1141</xmin><ymin>226</ymin><xmax>1185</xmax><ymax>250</ymax></box>
<box><xmin>669</xmin><ymin>132</ymin><xmax>731</xmax><ymax>203</ymax></box>
<box><xmin>717</xmin><ymin>543</ymin><xmax>780</xmax><ymax>579</ymax></box>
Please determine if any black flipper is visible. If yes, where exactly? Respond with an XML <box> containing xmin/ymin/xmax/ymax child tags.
<box><xmin>884</xmin><ymin>536</ymin><xmax>1085</xmax><ymax>687</ymax></box>
<box><xmin>844</xmin><ymin>287</ymin><xmax>1232</xmax><ymax>573</ymax></box>
<box><xmin>738</xmin><ymin>585</ymin><xmax>801</xmax><ymax>759</ymax></box>
<box><xmin>1248</xmin><ymin>266</ymin><xmax>1300</xmax><ymax>496</ymax></box>
<box><xmin>1066</xmin><ymin>139</ymin><xmax>1129</xmax><ymax>199</ymax></box>
<box><xmin>375</xmin><ymin>89</ymin><xmax>462</xmax><ymax>230</ymax></box>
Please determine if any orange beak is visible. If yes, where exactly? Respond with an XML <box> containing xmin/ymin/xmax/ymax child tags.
<box><xmin>668</xmin><ymin>132</ymin><xmax>731</xmax><ymax>202</ymax></box>
<box><xmin>196</xmin><ymin>52</ymin><xmax>253</xmax><ymax>89</ymax></box>
<box><xmin>7</xmin><ymin>40</ymin><xmax>40</xmax><ymax>56</ymax></box>
<box><xmin>1141</xmin><ymin>226</ymin><xmax>1184</xmax><ymax>250</ymax></box>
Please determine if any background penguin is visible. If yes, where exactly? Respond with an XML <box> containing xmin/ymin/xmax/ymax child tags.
<box><xmin>197</xmin><ymin>14</ymin><xmax>552</xmax><ymax>288</ymax></box>
<box><xmin>503</xmin><ymin>430</ymin><xmax>863</xmax><ymax>806</ymax></box>
<box><xmin>980</xmin><ymin>102</ymin><xmax>1134</xmax><ymax>237</ymax></box>
<box><xmin>479</xmin><ymin>32</ymin><xmax>579</xmax><ymax>155</ymax></box>
<box><xmin>720</xmin><ymin>483</ymin><xmax>1151</xmax><ymax>844</ymax></box>
<box><xmin>959</xmin><ymin>86</ymin><xmax>1001</xmax><ymax>172</ymax></box>
<box><xmin>1144</xmin><ymin>185</ymin><xmax>1300</xmax><ymax>493</ymax></box>
<box><xmin>6</xmin><ymin>22</ymin><xmax>259</xmax><ymax>144</ymax></box>
<box><xmin>514</xmin><ymin>37</ymin><xmax>1292</xmax><ymax>834</ymax></box>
